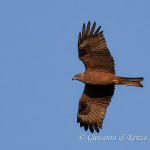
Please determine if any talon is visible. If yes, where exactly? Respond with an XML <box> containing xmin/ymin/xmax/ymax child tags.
<box><xmin>113</xmin><ymin>79</ymin><xmax>119</xmax><ymax>84</ymax></box>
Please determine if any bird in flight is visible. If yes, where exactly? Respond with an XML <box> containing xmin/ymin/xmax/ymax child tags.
<box><xmin>72</xmin><ymin>21</ymin><xmax>144</xmax><ymax>133</ymax></box>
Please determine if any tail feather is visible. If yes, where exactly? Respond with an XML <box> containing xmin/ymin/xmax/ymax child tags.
<box><xmin>118</xmin><ymin>77</ymin><xmax>143</xmax><ymax>82</ymax></box>
<box><xmin>115</xmin><ymin>77</ymin><xmax>144</xmax><ymax>87</ymax></box>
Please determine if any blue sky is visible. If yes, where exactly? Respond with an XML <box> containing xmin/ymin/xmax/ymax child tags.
<box><xmin>0</xmin><ymin>0</ymin><xmax>150</xmax><ymax>149</ymax></box>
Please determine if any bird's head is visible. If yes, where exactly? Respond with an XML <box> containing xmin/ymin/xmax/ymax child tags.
<box><xmin>72</xmin><ymin>73</ymin><xmax>84</xmax><ymax>82</ymax></box>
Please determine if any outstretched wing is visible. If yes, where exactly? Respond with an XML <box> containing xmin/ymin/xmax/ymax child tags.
<box><xmin>78</xmin><ymin>21</ymin><xmax>115</xmax><ymax>74</ymax></box>
<box><xmin>77</xmin><ymin>84</ymin><xmax>115</xmax><ymax>133</ymax></box>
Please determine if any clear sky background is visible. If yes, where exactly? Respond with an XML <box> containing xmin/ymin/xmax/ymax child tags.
<box><xmin>0</xmin><ymin>0</ymin><xmax>150</xmax><ymax>149</ymax></box>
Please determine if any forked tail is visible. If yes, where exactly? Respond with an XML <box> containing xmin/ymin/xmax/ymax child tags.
<box><xmin>115</xmin><ymin>77</ymin><xmax>144</xmax><ymax>87</ymax></box>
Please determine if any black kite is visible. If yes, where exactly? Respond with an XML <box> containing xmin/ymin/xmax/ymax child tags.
<box><xmin>72</xmin><ymin>21</ymin><xmax>144</xmax><ymax>133</ymax></box>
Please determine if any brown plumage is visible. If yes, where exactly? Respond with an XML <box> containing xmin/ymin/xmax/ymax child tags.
<box><xmin>73</xmin><ymin>21</ymin><xmax>144</xmax><ymax>133</ymax></box>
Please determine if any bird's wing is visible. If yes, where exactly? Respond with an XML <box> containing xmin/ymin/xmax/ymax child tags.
<box><xmin>77</xmin><ymin>84</ymin><xmax>115</xmax><ymax>133</ymax></box>
<box><xmin>78</xmin><ymin>21</ymin><xmax>115</xmax><ymax>74</ymax></box>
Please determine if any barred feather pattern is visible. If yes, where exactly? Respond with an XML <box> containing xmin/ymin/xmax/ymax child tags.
<box><xmin>77</xmin><ymin>84</ymin><xmax>115</xmax><ymax>133</ymax></box>
<box><xmin>78</xmin><ymin>21</ymin><xmax>115</xmax><ymax>74</ymax></box>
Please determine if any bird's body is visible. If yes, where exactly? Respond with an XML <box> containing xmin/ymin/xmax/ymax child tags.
<box><xmin>73</xmin><ymin>21</ymin><xmax>144</xmax><ymax>133</ymax></box>
<box><xmin>74</xmin><ymin>71</ymin><xmax>116</xmax><ymax>85</ymax></box>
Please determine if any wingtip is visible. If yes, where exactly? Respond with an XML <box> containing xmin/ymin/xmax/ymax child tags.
<box><xmin>84</xmin><ymin>124</ymin><xmax>88</xmax><ymax>131</ymax></box>
<box><xmin>82</xmin><ymin>23</ymin><xmax>86</xmax><ymax>40</ymax></box>
<box><xmin>93</xmin><ymin>125</ymin><xmax>99</xmax><ymax>133</ymax></box>
<box><xmin>90</xmin><ymin>22</ymin><xmax>96</xmax><ymax>36</ymax></box>
<box><xmin>94</xmin><ymin>25</ymin><xmax>101</xmax><ymax>35</ymax></box>
<box><xmin>77</xmin><ymin>117</ymin><xmax>80</xmax><ymax>123</ymax></box>
<box><xmin>78</xmin><ymin>32</ymin><xmax>81</xmax><ymax>46</ymax></box>
<box><xmin>89</xmin><ymin>125</ymin><xmax>94</xmax><ymax>133</ymax></box>
<box><xmin>80</xmin><ymin>122</ymin><xmax>84</xmax><ymax>127</ymax></box>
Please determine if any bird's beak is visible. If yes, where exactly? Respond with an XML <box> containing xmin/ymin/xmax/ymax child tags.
<box><xmin>72</xmin><ymin>76</ymin><xmax>76</xmax><ymax>80</ymax></box>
